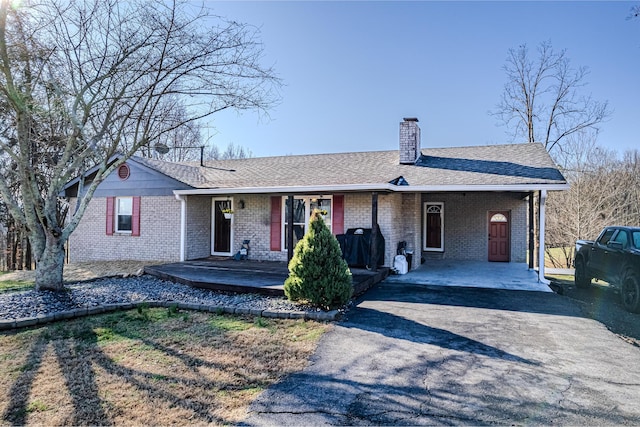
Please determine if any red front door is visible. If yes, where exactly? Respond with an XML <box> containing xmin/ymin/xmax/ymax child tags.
<box><xmin>488</xmin><ymin>211</ymin><xmax>510</xmax><ymax>262</ymax></box>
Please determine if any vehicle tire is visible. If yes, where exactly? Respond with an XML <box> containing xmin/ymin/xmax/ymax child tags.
<box><xmin>574</xmin><ymin>257</ymin><xmax>591</xmax><ymax>289</ymax></box>
<box><xmin>621</xmin><ymin>272</ymin><xmax>640</xmax><ymax>313</ymax></box>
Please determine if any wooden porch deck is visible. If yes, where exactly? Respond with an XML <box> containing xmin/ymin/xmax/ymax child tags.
<box><xmin>144</xmin><ymin>258</ymin><xmax>389</xmax><ymax>297</ymax></box>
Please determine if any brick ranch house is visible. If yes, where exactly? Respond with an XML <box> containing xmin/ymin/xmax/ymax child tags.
<box><xmin>63</xmin><ymin>118</ymin><xmax>568</xmax><ymax>281</ymax></box>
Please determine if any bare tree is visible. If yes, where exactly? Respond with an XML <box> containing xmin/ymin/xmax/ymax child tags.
<box><xmin>491</xmin><ymin>41</ymin><xmax>611</xmax><ymax>269</ymax></box>
<box><xmin>208</xmin><ymin>142</ymin><xmax>253</xmax><ymax>160</ymax></box>
<box><xmin>546</xmin><ymin>134</ymin><xmax>640</xmax><ymax>268</ymax></box>
<box><xmin>492</xmin><ymin>41</ymin><xmax>611</xmax><ymax>154</ymax></box>
<box><xmin>0</xmin><ymin>0</ymin><xmax>280</xmax><ymax>291</ymax></box>
<box><xmin>545</xmin><ymin>133</ymin><xmax>619</xmax><ymax>267</ymax></box>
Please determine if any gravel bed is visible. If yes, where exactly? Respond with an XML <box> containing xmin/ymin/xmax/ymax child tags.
<box><xmin>0</xmin><ymin>275</ymin><xmax>317</xmax><ymax>321</ymax></box>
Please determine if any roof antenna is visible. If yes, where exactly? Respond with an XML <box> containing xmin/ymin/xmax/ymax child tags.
<box><xmin>154</xmin><ymin>144</ymin><xmax>205</xmax><ymax>166</ymax></box>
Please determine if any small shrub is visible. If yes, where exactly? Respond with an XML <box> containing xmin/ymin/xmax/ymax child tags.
<box><xmin>167</xmin><ymin>303</ymin><xmax>178</xmax><ymax>317</ymax></box>
<box><xmin>254</xmin><ymin>317</ymin><xmax>269</xmax><ymax>328</ymax></box>
<box><xmin>284</xmin><ymin>209</ymin><xmax>352</xmax><ymax>310</ymax></box>
<box><xmin>26</xmin><ymin>400</ymin><xmax>49</xmax><ymax>413</ymax></box>
<box><xmin>137</xmin><ymin>303</ymin><xmax>150</xmax><ymax>321</ymax></box>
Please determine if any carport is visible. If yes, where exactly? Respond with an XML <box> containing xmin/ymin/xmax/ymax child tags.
<box><xmin>384</xmin><ymin>259</ymin><xmax>551</xmax><ymax>292</ymax></box>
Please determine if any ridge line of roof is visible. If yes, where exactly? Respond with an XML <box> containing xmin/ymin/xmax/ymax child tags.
<box><xmin>143</xmin><ymin>142</ymin><xmax>548</xmax><ymax>167</ymax></box>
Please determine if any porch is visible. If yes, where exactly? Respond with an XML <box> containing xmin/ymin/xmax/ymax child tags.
<box><xmin>144</xmin><ymin>258</ymin><xmax>389</xmax><ymax>297</ymax></box>
<box><xmin>384</xmin><ymin>259</ymin><xmax>552</xmax><ymax>292</ymax></box>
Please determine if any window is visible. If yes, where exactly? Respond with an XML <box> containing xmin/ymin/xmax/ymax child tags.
<box><xmin>612</xmin><ymin>230</ymin><xmax>629</xmax><ymax>248</ymax></box>
<box><xmin>633</xmin><ymin>231</ymin><xmax>640</xmax><ymax>250</ymax></box>
<box><xmin>490</xmin><ymin>213</ymin><xmax>508</xmax><ymax>222</ymax></box>
<box><xmin>116</xmin><ymin>197</ymin><xmax>133</xmax><ymax>233</ymax></box>
<box><xmin>596</xmin><ymin>229</ymin><xmax>616</xmax><ymax>246</ymax></box>
<box><xmin>282</xmin><ymin>196</ymin><xmax>332</xmax><ymax>250</ymax></box>
<box><xmin>106</xmin><ymin>196</ymin><xmax>140</xmax><ymax>236</ymax></box>
<box><xmin>423</xmin><ymin>202</ymin><xmax>444</xmax><ymax>252</ymax></box>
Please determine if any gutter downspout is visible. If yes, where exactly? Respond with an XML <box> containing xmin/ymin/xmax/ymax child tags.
<box><xmin>538</xmin><ymin>190</ymin><xmax>549</xmax><ymax>284</ymax></box>
<box><xmin>175</xmin><ymin>194</ymin><xmax>186</xmax><ymax>262</ymax></box>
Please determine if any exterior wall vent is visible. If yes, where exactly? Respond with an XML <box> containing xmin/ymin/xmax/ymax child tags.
<box><xmin>117</xmin><ymin>164</ymin><xmax>130</xmax><ymax>180</ymax></box>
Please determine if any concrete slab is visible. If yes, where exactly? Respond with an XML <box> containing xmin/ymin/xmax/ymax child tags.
<box><xmin>384</xmin><ymin>259</ymin><xmax>552</xmax><ymax>292</ymax></box>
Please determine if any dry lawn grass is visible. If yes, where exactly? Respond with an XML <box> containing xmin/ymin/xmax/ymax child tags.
<box><xmin>0</xmin><ymin>307</ymin><xmax>330</xmax><ymax>425</ymax></box>
<box><xmin>0</xmin><ymin>260</ymin><xmax>165</xmax><ymax>285</ymax></box>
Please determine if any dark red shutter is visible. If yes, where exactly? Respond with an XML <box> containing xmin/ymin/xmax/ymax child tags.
<box><xmin>332</xmin><ymin>195</ymin><xmax>344</xmax><ymax>235</ymax></box>
<box><xmin>270</xmin><ymin>196</ymin><xmax>282</xmax><ymax>251</ymax></box>
<box><xmin>106</xmin><ymin>197</ymin><xmax>114</xmax><ymax>235</ymax></box>
<box><xmin>131</xmin><ymin>196</ymin><xmax>141</xmax><ymax>237</ymax></box>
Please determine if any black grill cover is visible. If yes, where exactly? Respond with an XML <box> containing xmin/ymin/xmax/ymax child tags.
<box><xmin>337</xmin><ymin>228</ymin><xmax>385</xmax><ymax>268</ymax></box>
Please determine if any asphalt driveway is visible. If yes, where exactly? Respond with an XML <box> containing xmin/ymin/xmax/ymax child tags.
<box><xmin>243</xmin><ymin>281</ymin><xmax>640</xmax><ymax>425</ymax></box>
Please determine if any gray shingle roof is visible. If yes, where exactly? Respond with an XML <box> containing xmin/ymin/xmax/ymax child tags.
<box><xmin>131</xmin><ymin>143</ymin><xmax>566</xmax><ymax>190</ymax></box>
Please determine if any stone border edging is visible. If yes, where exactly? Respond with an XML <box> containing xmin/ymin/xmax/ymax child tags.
<box><xmin>0</xmin><ymin>301</ymin><xmax>339</xmax><ymax>331</ymax></box>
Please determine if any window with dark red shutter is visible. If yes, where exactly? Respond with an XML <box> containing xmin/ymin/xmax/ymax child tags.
<box><xmin>332</xmin><ymin>195</ymin><xmax>344</xmax><ymax>235</ymax></box>
<box><xmin>106</xmin><ymin>197</ymin><xmax>115</xmax><ymax>235</ymax></box>
<box><xmin>131</xmin><ymin>196</ymin><xmax>141</xmax><ymax>236</ymax></box>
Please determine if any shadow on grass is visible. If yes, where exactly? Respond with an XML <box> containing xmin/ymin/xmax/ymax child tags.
<box><xmin>2</xmin><ymin>333</ymin><xmax>48</xmax><ymax>425</ymax></box>
<box><xmin>0</xmin><ymin>280</ymin><xmax>34</xmax><ymax>294</ymax></box>
<box><xmin>1</xmin><ymin>310</ymin><xmax>258</xmax><ymax>425</ymax></box>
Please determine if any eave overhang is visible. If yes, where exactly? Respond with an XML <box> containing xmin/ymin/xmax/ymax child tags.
<box><xmin>173</xmin><ymin>182</ymin><xmax>569</xmax><ymax>196</ymax></box>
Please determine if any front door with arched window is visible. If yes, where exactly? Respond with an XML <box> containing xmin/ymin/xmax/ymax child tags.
<box><xmin>488</xmin><ymin>211</ymin><xmax>510</xmax><ymax>262</ymax></box>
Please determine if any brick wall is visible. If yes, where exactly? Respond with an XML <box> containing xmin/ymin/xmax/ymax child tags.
<box><xmin>421</xmin><ymin>192</ymin><xmax>527</xmax><ymax>262</ymax></box>
<box><xmin>229</xmin><ymin>193</ymin><xmax>401</xmax><ymax>264</ymax></box>
<box><xmin>232</xmin><ymin>195</ymin><xmax>283</xmax><ymax>261</ymax></box>
<box><xmin>343</xmin><ymin>193</ymin><xmax>414</xmax><ymax>267</ymax></box>
<box><xmin>185</xmin><ymin>195</ymin><xmax>211</xmax><ymax>260</ymax></box>
<box><xmin>130</xmin><ymin>191</ymin><xmax>529</xmax><ymax>267</ymax></box>
<box><xmin>399</xmin><ymin>119</ymin><xmax>421</xmax><ymax>164</ymax></box>
<box><xmin>220</xmin><ymin>192</ymin><xmax>424</xmax><ymax>268</ymax></box>
<box><xmin>69</xmin><ymin>196</ymin><xmax>181</xmax><ymax>262</ymax></box>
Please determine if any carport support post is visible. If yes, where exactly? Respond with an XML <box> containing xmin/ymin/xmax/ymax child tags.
<box><xmin>371</xmin><ymin>192</ymin><xmax>379</xmax><ymax>272</ymax></box>
<box><xmin>538</xmin><ymin>190</ymin><xmax>549</xmax><ymax>284</ymax></box>
<box><xmin>287</xmin><ymin>195</ymin><xmax>294</xmax><ymax>262</ymax></box>
<box><xmin>528</xmin><ymin>191</ymin><xmax>535</xmax><ymax>270</ymax></box>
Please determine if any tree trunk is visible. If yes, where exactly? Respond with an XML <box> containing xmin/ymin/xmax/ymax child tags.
<box><xmin>25</xmin><ymin>238</ymin><xmax>32</xmax><ymax>270</ymax></box>
<box><xmin>34</xmin><ymin>234</ymin><xmax>65</xmax><ymax>291</ymax></box>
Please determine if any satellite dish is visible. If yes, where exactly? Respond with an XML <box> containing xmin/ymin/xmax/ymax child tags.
<box><xmin>154</xmin><ymin>143</ymin><xmax>169</xmax><ymax>155</ymax></box>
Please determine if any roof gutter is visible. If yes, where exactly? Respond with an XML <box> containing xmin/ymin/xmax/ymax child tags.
<box><xmin>395</xmin><ymin>183</ymin><xmax>570</xmax><ymax>192</ymax></box>
<box><xmin>172</xmin><ymin>182</ymin><xmax>569</xmax><ymax>196</ymax></box>
<box><xmin>173</xmin><ymin>184</ymin><xmax>397</xmax><ymax>196</ymax></box>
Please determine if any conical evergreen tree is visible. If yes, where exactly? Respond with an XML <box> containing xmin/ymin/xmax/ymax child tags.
<box><xmin>284</xmin><ymin>209</ymin><xmax>352</xmax><ymax>310</ymax></box>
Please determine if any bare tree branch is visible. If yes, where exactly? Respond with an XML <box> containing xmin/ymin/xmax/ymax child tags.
<box><xmin>491</xmin><ymin>41</ymin><xmax>611</xmax><ymax>155</ymax></box>
<box><xmin>0</xmin><ymin>0</ymin><xmax>281</xmax><ymax>290</ymax></box>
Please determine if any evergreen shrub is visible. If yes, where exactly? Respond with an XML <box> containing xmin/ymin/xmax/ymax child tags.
<box><xmin>284</xmin><ymin>209</ymin><xmax>352</xmax><ymax>310</ymax></box>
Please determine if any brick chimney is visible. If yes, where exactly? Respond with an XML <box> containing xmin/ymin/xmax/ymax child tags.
<box><xmin>399</xmin><ymin>117</ymin><xmax>421</xmax><ymax>164</ymax></box>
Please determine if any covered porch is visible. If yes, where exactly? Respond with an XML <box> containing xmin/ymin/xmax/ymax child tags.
<box><xmin>384</xmin><ymin>259</ymin><xmax>552</xmax><ymax>292</ymax></box>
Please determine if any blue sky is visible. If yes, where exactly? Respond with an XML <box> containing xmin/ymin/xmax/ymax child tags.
<box><xmin>205</xmin><ymin>1</ymin><xmax>639</xmax><ymax>158</ymax></box>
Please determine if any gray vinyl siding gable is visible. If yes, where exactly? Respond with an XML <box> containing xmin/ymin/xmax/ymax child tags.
<box><xmin>88</xmin><ymin>161</ymin><xmax>192</xmax><ymax>197</ymax></box>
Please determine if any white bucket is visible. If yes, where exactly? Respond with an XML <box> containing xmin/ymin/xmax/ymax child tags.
<box><xmin>394</xmin><ymin>255</ymin><xmax>408</xmax><ymax>275</ymax></box>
